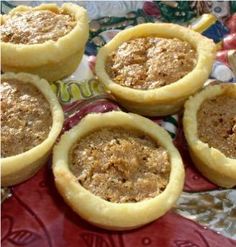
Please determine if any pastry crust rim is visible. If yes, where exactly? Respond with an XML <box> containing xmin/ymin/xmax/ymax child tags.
<box><xmin>53</xmin><ymin>111</ymin><xmax>184</xmax><ymax>230</ymax></box>
<box><xmin>1</xmin><ymin>72</ymin><xmax>64</xmax><ymax>179</ymax></box>
<box><xmin>95</xmin><ymin>23</ymin><xmax>216</xmax><ymax>104</ymax></box>
<box><xmin>2</xmin><ymin>48</ymin><xmax>85</xmax><ymax>82</ymax></box>
<box><xmin>183</xmin><ymin>83</ymin><xmax>236</xmax><ymax>187</ymax></box>
<box><xmin>1</xmin><ymin>3</ymin><xmax>89</xmax><ymax>67</ymax></box>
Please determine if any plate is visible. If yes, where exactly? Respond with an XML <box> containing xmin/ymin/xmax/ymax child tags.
<box><xmin>1</xmin><ymin>1</ymin><xmax>236</xmax><ymax>247</ymax></box>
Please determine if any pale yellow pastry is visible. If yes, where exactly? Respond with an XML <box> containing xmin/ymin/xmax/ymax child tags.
<box><xmin>1</xmin><ymin>72</ymin><xmax>64</xmax><ymax>186</ymax></box>
<box><xmin>95</xmin><ymin>23</ymin><xmax>216</xmax><ymax>116</ymax></box>
<box><xmin>1</xmin><ymin>3</ymin><xmax>89</xmax><ymax>81</ymax></box>
<box><xmin>53</xmin><ymin>111</ymin><xmax>184</xmax><ymax>230</ymax></box>
<box><xmin>183</xmin><ymin>83</ymin><xmax>236</xmax><ymax>188</ymax></box>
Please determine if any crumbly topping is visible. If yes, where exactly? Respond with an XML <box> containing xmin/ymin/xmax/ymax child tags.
<box><xmin>1</xmin><ymin>79</ymin><xmax>52</xmax><ymax>157</ymax></box>
<box><xmin>198</xmin><ymin>95</ymin><xmax>236</xmax><ymax>158</ymax></box>
<box><xmin>106</xmin><ymin>37</ymin><xmax>197</xmax><ymax>89</ymax></box>
<box><xmin>70</xmin><ymin>127</ymin><xmax>170</xmax><ymax>203</ymax></box>
<box><xmin>1</xmin><ymin>10</ymin><xmax>76</xmax><ymax>44</ymax></box>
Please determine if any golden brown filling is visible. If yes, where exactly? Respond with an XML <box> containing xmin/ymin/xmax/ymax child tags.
<box><xmin>1</xmin><ymin>10</ymin><xmax>76</xmax><ymax>44</ymax></box>
<box><xmin>1</xmin><ymin>79</ymin><xmax>52</xmax><ymax>157</ymax></box>
<box><xmin>70</xmin><ymin>127</ymin><xmax>170</xmax><ymax>203</ymax></box>
<box><xmin>198</xmin><ymin>95</ymin><xmax>236</xmax><ymax>159</ymax></box>
<box><xmin>106</xmin><ymin>37</ymin><xmax>197</xmax><ymax>90</ymax></box>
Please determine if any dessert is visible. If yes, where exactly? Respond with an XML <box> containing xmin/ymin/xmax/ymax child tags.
<box><xmin>183</xmin><ymin>83</ymin><xmax>236</xmax><ymax>188</ymax></box>
<box><xmin>1</xmin><ymin>72</ymin><xmax>64</xmax><ymax>186</ymax></box>
<box><xmin>1</xmin><ymin>3</ymin><xmax>89</xmax><ymax>81</ymax></box>
<box><xmin>70</xmin><ymin>127</ymin><xmax>170</xmax><ymax>203</ymax></box>
<box><xmin>96</xmin><ymin>23</ymin><xmax>216</xmax><ymax>116</ymax></box>
<box><xmin>53</xmin><ymin>111</ymin><xmax>184</xmax><ymax>230</ymax></box>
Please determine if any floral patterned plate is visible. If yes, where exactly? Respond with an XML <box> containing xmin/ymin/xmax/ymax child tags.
<box><xmin>1</xmin><ymin>1</ymin><xmax>236</xmax><ymax>247</ymax></box>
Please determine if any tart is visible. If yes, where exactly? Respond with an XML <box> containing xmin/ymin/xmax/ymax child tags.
<box><xmin>183</xmin><ymin>83</ymin><xmax>236</xmax><ymax>188</ymax></box>
<box><xmin>53</xmin><ymin>111</ymin><xmax>184</xmax><ymax>230</ymax></box>
<box><xmin>1</xmin><ymin>72</ymin><xmax>64</xmax><ymax>186</ymax></box>
<box><xmin>95</xmin><ymin>23</ymin><xmax>216</xmax><ymax>116</ymax></box>
<box><xmin>1</xmin><ymin>3</ymin><xmax>89</xmax><ymax>82</ymax></box>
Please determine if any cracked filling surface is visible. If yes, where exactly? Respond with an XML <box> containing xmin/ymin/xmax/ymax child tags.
<box><xmin>1</xmin><ymin>10</ymin><xmax>76</xmax><ymax>44</ymax></box>
<box><xmin>70</xmin><ymin>127</ymin><xmax>171</xmax><ymax>203</ymax></box>
<box><xmin>106</xmin><ymin>37</ymin><xmax>197</xmax><ymax>90</ymax></box>
<box><xmin>197</xmin><ymin>95</ymin><xmax>236</xmax><ymax>159</ymax></box>
<box><xmin>1</xmin><ymin>79</ymin><xmax>52</xmax><ymax>157</ymax></box>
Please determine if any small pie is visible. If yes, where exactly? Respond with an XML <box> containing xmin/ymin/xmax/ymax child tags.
<box><xmin>95</xmin><ymin>23</ymin><xmax>216</xmax><ymax>116</ymax></box>
<box><xmin>1</xmin><ymin>3</ymin><xmax>89</xmax><ymax>82</ymax></box>
<box><xmin>1</xmin><ymin>72</ymin><xmax>64</xmax><ymax>186</ymax></box>
<box><xmin>53</xmin><ymin>111</ymin><xmax>184</xmax><ymax>230</ymax></box>
<box><xmin>183</xmin><ymin>83</ymin><xmax>236</xmax><ymax>188</ymax></box>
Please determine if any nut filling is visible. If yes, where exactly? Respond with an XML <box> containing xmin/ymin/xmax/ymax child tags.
<box><xmin>1</xmin><ymin>79</ymin><xmax>52</xmax><ymax>157</ymax></box>
<box><xmin>1</xmin><ymin>10</ymin><xmax>76</xmax><ymax>44</ymax></box>
<box><xmin>106</xmin><ymin>37</ymin><xmax>197</xmax><ymax>89</ymax></box>
<box><xmin>198</xmin><ymin>95</ymin><xmax>236</xmax><ymax>159</ymax></box>
<box><xmin>70</xmin><ymin>127</ymin><xmax>170</xmax><ymax>203</ymax></box>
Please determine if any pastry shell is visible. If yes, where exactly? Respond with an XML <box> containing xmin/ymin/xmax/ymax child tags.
<box><xmin>1</xmin><ymin>72</ymin><xmax>64</xmax><ymax>186</ymax></box>
<box><xmin>1</xmin><ymin>3</ymin><xmax>89</xmax><ymax>82</ymax></box>
<box><xmin>183</xmin><ymin>83</ymin><xmax>236</xmax><ymax>188</ymax></box>
<box><xmin>95</xmin><ymin>23</ymin><xmax>216</xmax><ymax>116</ymax></box>
<box><xmin>53</xmin><ymin>111</ymin><xmax>184</xmax><ymax>230</ymax></box>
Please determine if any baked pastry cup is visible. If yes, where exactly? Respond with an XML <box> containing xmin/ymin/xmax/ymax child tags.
<box><xmin>95</xmin><ymin>23</ymin><xmax>216</xmax><ymax>116</ymax></box>
<box><xmin>1</xmin><ymin>3</ymin><xmax>88</xmax><ymax>82</ymax></box>
<box><xmin>1</xmin><ymin>72</ymin><xmax>64</xmax><ymax>186</ymax></box>
<box><xmin>53</xmin><ymin>111</ymin><xmax>184</xmax><ymax>230</ymax></box>
<box><xmin>183</xmin><ymin>84</ymin><xmax>236</xmax><ymax>188</ymax></box>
